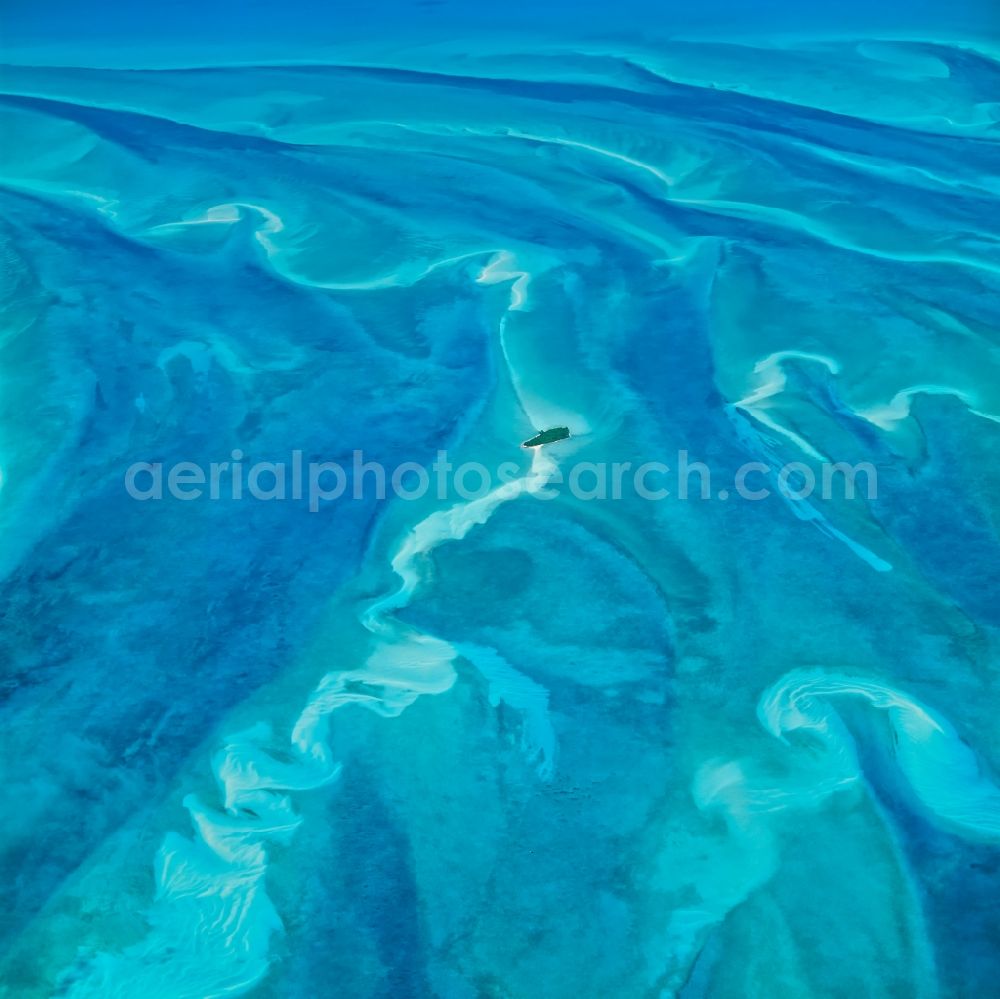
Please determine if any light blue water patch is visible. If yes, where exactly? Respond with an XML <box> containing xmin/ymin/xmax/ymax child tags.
<box><xmin>1</xmin><ymin>19</ymin><xmax>999</xmax><ymax>999</ymax></box>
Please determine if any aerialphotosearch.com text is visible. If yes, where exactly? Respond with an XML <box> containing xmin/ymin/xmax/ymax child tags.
<box><xmin>123</xmin><ymin>449</ymin><xmax>878</xmax><ymax>512</ymax></box>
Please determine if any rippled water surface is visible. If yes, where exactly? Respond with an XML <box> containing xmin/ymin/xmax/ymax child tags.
<box><xmin>1</xmin><ymin>22</ymin><xmax>999</xmax><ymax>999</ymax></box>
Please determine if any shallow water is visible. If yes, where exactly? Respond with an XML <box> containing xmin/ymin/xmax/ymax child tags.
<box><xmin>1</xmin><ymin>18</ymin><xmax>999</xmax><ymax>999</ymax></box>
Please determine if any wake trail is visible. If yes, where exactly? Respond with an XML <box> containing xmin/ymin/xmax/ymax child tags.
<box><xmin>60</xmin><ymin>251</ymin><xmax>560</xmax><ymax>999</ymax></box>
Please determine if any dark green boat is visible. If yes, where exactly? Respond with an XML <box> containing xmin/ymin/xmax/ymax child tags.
<box><xmin>521</xmin><ymin>426</ymin><xmax>570</xmax><ymax>448</ymax></box>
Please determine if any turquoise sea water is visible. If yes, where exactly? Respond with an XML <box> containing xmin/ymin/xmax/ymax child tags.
<box><xmin>1</xmin><ymin>4</ymin><xmax>999</xmax><ymax>997</ymax></box>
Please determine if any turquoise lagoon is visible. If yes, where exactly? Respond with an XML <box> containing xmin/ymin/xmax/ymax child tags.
<box><xmin>1</xmin><ymin>5</ymin><xmax>999</xmax><ymax>997</ymax></box>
